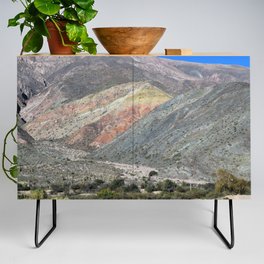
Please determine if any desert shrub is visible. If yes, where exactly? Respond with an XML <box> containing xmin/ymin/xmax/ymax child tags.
<box><xmin>215</xmin><ymin>169</ymin><xmax>250</xmax><ymax>195</ymax></box>
<box><xmin>110</xmin><ymin>178</ymin><xmax>125</xmax><ymax>190</ymax></box>
<box><xmin>181</xmin><ymin>181</ymin><xmax>191</xmax><ymax>190</ymax></box>
<box><xmin>30</xmin><ymin>189</ymin><xmax>47</xmax><ymax>199</ymax></box>
<box><xmin>140</xmin><ymin>177</ymin><xmax>148</xmax><ymax>189</ymax></box>
<box><xmin>175</xmin><ymin>185</ymin><xmax>186</xmax><ymax>193</ymax></box>
<box><xmin>156</xmin><ymin>181</ymin><xmax>163</xmax><ymax>191</ymax></box>
<box><xmin>159</xmin><ymin>192</ymin><xmax>174</xmax><ymax>199</ymax></box>
<box><xmin>148</xmin><ymin>170</ymin><xmax>158</xmax><ymax>177</ymax></box>
<box><xmin>97</xmin><ymin>188</ymin><xmax>115</xmax><ymax>199</ymax></box>
<box><xmin>124</xmin><ymin>183</ymin><xmax>140</xmax><ymax>193</ymax></box>
<box><xmin>83</xmin><ymin>182</ymin><xmax>97</xmax><ymax>192</ymax></box>
<box><xmin>18</xmin><ymin>193</ymin><xmax>28</xmax><ymax>199</ymax></box>
<box><xmin>51</xmin><ymin>183</ymin><xmax>65</xmax><ymax>193</ymax></box>
<box><xmin>202</xmin><ymin>183</ymin><xmax>215</xmax><ymax>192</ymax></box>
<box><xmin>83</xmin><ymin>179</ymin><xmax>105</xmax><ymax>192</ymax></box>
<box><xmin>160</xmin><ymin>179</ymin><xmax>176</xmax><ymax>192</ymax></box>
<box><xmin>94</xmin><ymin>179</ymin><xmax>105</xmax><ymax>186</ymax></box>
<box><xmin>205</xmin><ymin>191</ymin><xmax>218</xmax><ymax>199</ymax></box>
<box><xmin>141</xmin><ymin>182</ymin><xmax>146</xmax><ymax>189</ymax></box>
<box><xmin>71</xmin><ymin>183</ymin><xmax>82</xmax><ymax>190</ymax></box>
<box><xmin>118</xmin><ymin>191</ymin><xmax>158</xmax><ymax>199</ymax></box>
<box><xmin>84</xmin><ymin>182</ymin><xmax>100</xmax><ymax>192</ymax></box>
<box><xmin>145</xmin><ymin>182</ymin><xmax>156</xmax><ymax>193</ymax></box>
<box><xmin>182</xmin><ymin>188</ymin><xmax>208</xmax><ymax>199</ymax></box>
<box><xmin>18</xmin><ymin>183</ymin><xmax>30</xmax><ymax>191</ymax></box>
<box><xmin>63</xmin><ymin>183</ymin><xmax>71</xmax><ymax>195</ymax></box>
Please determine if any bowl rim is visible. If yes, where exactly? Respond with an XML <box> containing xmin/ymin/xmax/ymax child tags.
<box><xmin>92</xmin><ymin>27</ymin><xmax>166</xmax><ymax>30</ymax></box>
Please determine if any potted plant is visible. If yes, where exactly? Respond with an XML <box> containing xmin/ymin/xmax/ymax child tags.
<box><xmin>8</xmin><ymin>0</ymin><xmax>98</xmax><ymax>55</ymax></box>
<box><xmin>2</xmin><ymin>1</ymin><xmax>99</xmax><ymax>184</ymax></box>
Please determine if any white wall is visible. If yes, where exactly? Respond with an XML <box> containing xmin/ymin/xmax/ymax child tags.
<box><xmin>0</xmin><ymin>1</ymin><xmax>264</xmax><ymax>263</ymax></box>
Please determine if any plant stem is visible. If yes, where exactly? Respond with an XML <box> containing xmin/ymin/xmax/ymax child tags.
<box><xmin>2</xmin><ymin>123</ymin><xmax>18</xmax><ymax>184</ymax></box>
<box><xmin>50</xmin><ymin>17</ymin><xmax>74</xmax><ymax>48</ymax></box>
<box><xmin>3</xmin><ymin>154</ymin><xmax>13</xmax><ymax>164</ymax></box>
<box><xmin>11</xmin><ymin>129</ymin><xmax>17</xmax><ymax>144</ymax></box>
<box><xmin>19</xmin><ymin>0</ymin><xmax>27</xmax><ymax>9</ymax></box>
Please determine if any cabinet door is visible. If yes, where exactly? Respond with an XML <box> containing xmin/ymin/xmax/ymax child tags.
<box><xmin>132</xmin><ymin>56</ymin><xmax>251</xmax><ymax>199</ymax></box>
<box><xmin>17</xmin><ymin>56</ymin><xmax>134</xmax><ymax>199</ymax></box>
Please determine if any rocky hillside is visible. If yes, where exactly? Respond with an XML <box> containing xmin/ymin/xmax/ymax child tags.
<box><xmin>17</xmin><ymin>56</ymin><xmax>249</xmax><ymax>107</ymax></box>
<box><xmin>97</xmin><ymin>81</ymin><xmax>250</xmax><ymax>182</ymax></box>
<box><xmin>20</xmin><ymin>81</ymin><xmax>171</xmax><ymax>150</ymax></box>
<box><xmin>133</xmin><ymin>57</ymin><xmax>249</xmax><ymax>96</ymax></box>
<box><xmin>17</xmin><ymin>56</ymin><xmax>250</xmax><ymax>186</ymax></box>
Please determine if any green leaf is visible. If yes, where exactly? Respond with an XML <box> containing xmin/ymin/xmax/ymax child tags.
<box><xmin>34</xmin><ymin>17</ymin><xmax>49</xmax><ymax>36</ymax></box>
<box><xmin>15</xmin><ymin>12</ymin><xmax>26</xmax><ymax>20</ymax></box>
<box><xmin>8</xmin><ymin>12</ymin><xmax>26</xmax><ymax>27</ymax></box>
<box><xmin>34</xmin><ymin>0</ymin><xmax>60</xmax><ymax>15</ymax></box>
<box><xmin>66</xmin><ymin>23</ymin><xmax>87</xmax><ymax>42</ymax></box>
<box><xmin>66</xmin><ymin>23</ymin><xmax>97</xmax><ymax>54</ymax></box>
<box><xmin>81</xmin><ymin>42</ymin><xmax>97</xmax><ymax>54</ymax></box>
<box><xmin>20</xmin><ymin>23</ymin><xmax>25</xmax><ymax>34</ymax></box>
<box><xmin>76</xmin><ymin>7</ymin><xmax>97</xmax><ymax>23</ymax></box>
<box><xmin>72</xmin><ymin>45</ymin><xmax>82</xmax><ymax>53</ymax></box>
<box><xmin>82</xmin><ymin>36</ymin><xmax>95</xmax><ymax>44</ymax></box>
<box><xmin>60</xmin><ymin>0</ymin><xmax>74</xmax><ymax>7</ymax></box>
<box><xmin>8</xmin><ymin>18</ymin><xmax>20</xmax><ymax>27</ymax></box>
<box><xmin>22</xmin><ymin>29</ymin><xmax>43</xmax><ymax>53</ymax></box>
<box><xmin>81</xmin><ymin>36</ymin><xmax>97</xmax><ymax>54</ymax></box>
<box><xmin>13</xmin><ymin>155</ymin><xmax>17</xmax><ymax>164</ymax></box>
<box><xmin>10</xmin><ymin>165</ymin><xmax>18</xmax><ymax>178</ymax></box>
<box><xmin>73</xmin><ymin>0</ymin><xmax>94</xmax><ymax>10</ymax></box>
<box><xmin>28</xmin><ymin>2</ymin><xmax>39</xmax><ymax>16</ymax></box>
<box><xmin>64</xmin><ymin>8</ymin><xmax>79</xmax><ymax>21</ymax></box>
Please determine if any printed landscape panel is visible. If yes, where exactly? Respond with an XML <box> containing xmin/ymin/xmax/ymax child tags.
<box><xmin>17</xmin><ymin>55</ymin><xmax>251</xmax><ymax>199</ymax></box>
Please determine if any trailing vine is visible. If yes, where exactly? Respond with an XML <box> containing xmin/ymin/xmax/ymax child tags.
<box><xmin>2</xmin><ymin>123</ymin><xmax>18</xmax><ymax>184</ymax></box>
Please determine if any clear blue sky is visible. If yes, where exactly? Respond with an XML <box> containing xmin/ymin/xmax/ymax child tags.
<box><xmin>159</xmin><ymin>56</ymin><xmax>250</xmax><ymax>67</ymax></box>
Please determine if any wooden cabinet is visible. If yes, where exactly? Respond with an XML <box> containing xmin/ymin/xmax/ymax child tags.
<box><xmin>17</xmin><ymin>55</ymin><xmax>250</xmax><ymax>199</ymax></box>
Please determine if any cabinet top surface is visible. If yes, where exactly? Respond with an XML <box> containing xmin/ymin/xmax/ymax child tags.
<box><xmin>18</xmin><ymin>52</ymin><xmax>248</xmax><ymax>57</ymax></box>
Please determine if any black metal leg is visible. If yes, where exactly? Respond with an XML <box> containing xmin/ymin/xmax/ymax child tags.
<box><xmin>35</xmin><ymin>200</ymin><xmax>57</xmax><ymax>248</ymax></box>
<box><xmin>213</xmin><ymin>199</ymin><xmax>234</xmax><ymax>249</ymax></box>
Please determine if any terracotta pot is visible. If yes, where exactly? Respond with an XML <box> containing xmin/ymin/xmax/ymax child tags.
<box><xmin>46</xmin><ymin>20</ymin><xmax>76</xmax><ymax>55</ymax></box>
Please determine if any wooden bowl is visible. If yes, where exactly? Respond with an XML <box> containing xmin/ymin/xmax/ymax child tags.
<box><xmin>92</xmin><ymin>27</ymin><xmax>166</xmax><ymax>55</ymax></box>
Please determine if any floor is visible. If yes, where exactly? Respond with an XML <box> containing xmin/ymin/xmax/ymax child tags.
<box><xmin>0</xmin><ymin>174</ymin><xmax>263</xmax><ymax>264</ymax></box>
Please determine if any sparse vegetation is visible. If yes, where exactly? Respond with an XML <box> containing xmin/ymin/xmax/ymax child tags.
<box><xmin>215</xmin><ymin>169</ymin><xmax>250</xmax><ymax>195</ymax></box>
<box><xmin>110</xmin><ymin>178</ymin><xmax>125</xmax><ymax>190</ymax></box>
<box><xmin>97</xmin><ymin>188</ymin><xmax>115</xmax><ymax>199</ymax></box>
<box><xmin>148</xmin><ymin>170</ymin><xmax>158</xmax><ymax>177</ymax></box>
<box><xmin>18</xmin><ymin>182</ymin><xmax>30</xmax><ymax>191</ymax></box>
<box><xmin>124</xmin><ymin>183</ymin><xmax>140</xmax><ymax>193</ymax></box>
<box><xmin>160</xmin><ymin>179</ymin><xmax>176</xmax><ymax>192</ymax></box>
<box><xmin>145</xmin><ymin>182</ymin><xmax>156</xmax><ymax>193</ymax></box>
<box><xmin>30</xmin><ymin>189</ymin><xmax>47</xmax><ymax>199</ymax></box>
<box><xmin>51</xmin><ymin>183</ymin><xmax>65</xmax><ymax>193</ymax></box>
<box><xmin>18</xmin><ymin>168</ymin><xmax>251</xmax><ymax>199</ymax></box>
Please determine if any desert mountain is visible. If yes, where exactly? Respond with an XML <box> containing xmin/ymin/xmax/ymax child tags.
<box><xmin>18</xmin><ymin>56</ymin><xmax>250</xmax><ymax>184</ymax></box>
<box><xmin>97</xmin><ymin>82</ymin><xmax>250</xmax><ymax>182</ymax></box>
<box><xmin>133</xmin><ymin>57</ymin><xmax>249</xmax><ymax>96</ymax></box>
<box><xmin>18</xmin><ymin>56</ymin><xmax>249</xmax><ymax>109</ymax></box>
<box><xmin>21</xmin><ymin>81</ymin><xmax>171</xmax><ymax>151</ymax></box>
